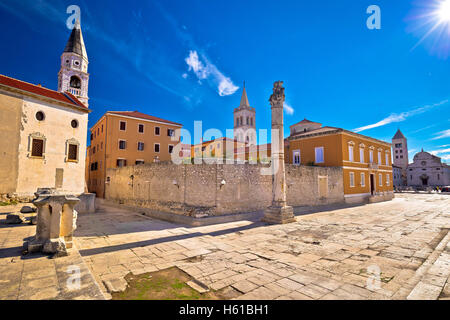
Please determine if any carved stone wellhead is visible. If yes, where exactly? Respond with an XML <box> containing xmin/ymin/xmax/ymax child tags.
<box><xmin>24</xmin><ymin>188</ymin><xmax>79</xmax><ymax>257</ymax></box>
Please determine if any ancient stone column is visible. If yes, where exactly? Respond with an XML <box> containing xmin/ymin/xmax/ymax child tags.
<box><xmin>262</xmin><ymin>81</ymin><xmax>295</xmax><ymax>224</ymax></box>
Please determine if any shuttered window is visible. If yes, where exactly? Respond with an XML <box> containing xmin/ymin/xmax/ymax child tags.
<box><xmin>31</xmin><ymin>139</ymin><xmax>44</xmax><ymax>157</ymax></box>
<box><xmin>68</xmin><ymin>144</ymin><xmax>78</xmax><ymax>161</ymax></box>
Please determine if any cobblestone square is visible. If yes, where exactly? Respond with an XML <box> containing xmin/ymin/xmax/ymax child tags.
<box><xmin>0</xmin><ymin>193</ymin><xmax>449</xmax><ymax>300</ymax></box>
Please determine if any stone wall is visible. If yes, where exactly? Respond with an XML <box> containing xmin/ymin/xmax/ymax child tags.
<box><xmin>105</xmin><ymin>163</ymin><xmax>344</xmax><ymax>217</ymax></box>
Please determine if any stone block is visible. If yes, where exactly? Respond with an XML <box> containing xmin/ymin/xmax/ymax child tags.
<box><xmin>6</xmin><ymin>213</ymin><xmax>26</xmax><ymax>224</ymax></box>
<box><xmin>20</xmin><ymin>206</ymin><xmax>36</xmax><ymax>213</ymax></box>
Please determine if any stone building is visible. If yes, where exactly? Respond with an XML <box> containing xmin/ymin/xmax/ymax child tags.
<box><xmin>86</xmin><ymin>111</ymin><xmax>182</xmax><ymax>198</ymax></box>
<box><xmin>234</xmin><ymin>84</ymin><xmax>256</xmax><ymax>145</ymax></box>
<box><xmin>0</xmin><ymin>23</ymin><xmax>90</xmax><ymax>200</ymax></box>
<box><xmin>407</xmin><ymin>150</ymin><xmax>450</xmax><ymax>187</ymax></box>
<box><xmin>392</xmin><ymin>129</ymin><xmax>408</xmax><ymax>186</ymax></box>
<box><xmin>285</xmin><ymin>119</ymin><xmax>394</xmax><ymax>203</ymax></box>
<box><xmin>393</xmin><ymin>165</ymin><xmax>403</xmax><ymax>188</ymax></box>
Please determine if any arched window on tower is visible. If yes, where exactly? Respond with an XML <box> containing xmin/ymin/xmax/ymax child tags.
<box><xmin>69</xmin><ymin>76</ymin><xmax>81</xmax><ymax>95</ymax></box>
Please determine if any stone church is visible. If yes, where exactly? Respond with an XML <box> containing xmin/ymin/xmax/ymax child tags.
<box><xmin>0</xmin><ymin>20</ymin><xmax>90</xmax><ymax>200</ymax></box>
<box><xmin>407</xmin><ymin>150</ymin><xmax>450</xmax><ymax>187</ymax></box>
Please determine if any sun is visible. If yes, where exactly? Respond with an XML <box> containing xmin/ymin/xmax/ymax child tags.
<box><xmin>438</xmin><ymin>0</ymin><xmax>450</xmax><ymax>23</ymax></box>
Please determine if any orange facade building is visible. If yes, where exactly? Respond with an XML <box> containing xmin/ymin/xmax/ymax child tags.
<box><xmin>86</xmin><ymin>111</ymin><xmax>182</xmax><ymax>197</ymax></box>
<box><xmin>286</xmin><ymin>119</ymin><xmax>393</xmax><ymax>203</ymax></box>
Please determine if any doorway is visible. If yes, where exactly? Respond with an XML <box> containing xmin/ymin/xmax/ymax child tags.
<box><xmin>370</xmin><ymin>174</ymin><xmax>375</xmax><ymax>196</ymax></box>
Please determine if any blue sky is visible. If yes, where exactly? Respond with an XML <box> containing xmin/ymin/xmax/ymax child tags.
<box><xmin>1</xmin><ymin>0</ymin><xmax>449</xmax><ymax>162</ymax></box>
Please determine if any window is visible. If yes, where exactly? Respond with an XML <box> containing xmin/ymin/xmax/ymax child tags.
<box><xmin>101</xmin><ymin>125</ymin><xmax>103</xmax><ymax>133</ymax></box>
<box><xmin>138</xmin><ymin>124</ymin><xmax>144</xmax><ymax>133</ymax></box>
<box><xmin>119</xmin><ymin>121</ymin><xmax>126</xmax><ymax>131</ymax></box>
<box><xmin>348</xmin><ymin>146</ymin><xmax>354</xmax><ymax>162</ymax></box>
<box><xmin>70</xmin><ymin>76</ymin><xmax>81</xmax><ymax>88</ymax></box>
<box><xmin>217</xmin><ymin>143</ymin><xmax>221</xmax><ymax>149</ymax></box>
<box><xmin>135</xmin><ymin>160</ymin><xmax>145</xmax><ymax>165</ymax></box>
<box><xmin>36</xmin><ymin>111</ymin><xmax>45</xmax><ymax>121</ymax></box>
<box><xmin>386</xmin><ymin>174</ymin><xmax>390</xmax><ymax>186</ymax></box>
<box><xmin>116</xmin><ymin>159</ymin><xmax>127</xmax><ymax>167</ymax></box>
<box><xmin>71</xmin><ymin>120</ymin><xmax>78</xmax><ymax>128</ymax></box>
<box><xmin>101</xmin><ymin>142</ymin><xmax>103</xmax><ymax>150</ymax></box>
<box><xmin>251</xmin><ymin>118</ymin><xmax>253</xmax><ymax>126</ymax></box>
<box><xmin>246</xmin><ymin>117</ymin><xmax>249</xmax><ymax>125</ymax></box>
<box><xmin>395</xmin><ymin>143</ymin><xmax>402</xmax><ymax>148</ymax></box>
<box><xmin>385</xmin><ymin>153</ymin><xmax>389</xmax><ymax>165</ymax></box>
<box><xmin>361</xmin><ymin>173</ymin><xmax>365</xmax><ymax>187</ymax></box>
<box><xmin>293</xmin><ymin>150</ymin><xmax>301</xmax><ymax>165</ymax></box>
<box><xmin>350</xmin><ymin>172</ymin><xmax>355</xmax><ymax>187</ymax></box>
<box><xmin>360</xmin><ymin>148</ymin><xmax>365</xmax><ymax>163</ymax></box>
<box><xmin>236</xmin><ymin>118</ymin><xmax>239</xmax><ymax>126</ymax></box>
<box><xmin>97</xmin><ymin>128</ymin><xmax>100</xmax><ymax>135</ymax></box>
<box><xmin>167</xmin><ymin>129</ymin><xmax>175</xmax><ymax>137</ymax></box>
<box><xmin>369</xmin><ymin>150</ymin><xmax>374</xmax><ymax>163</ymax></box>
<box><xmin>169</xmin><ymin>145</ymin><xmax>174</xmax><ymax>154</ymax></box>
<box><xmin>68</xmin><ymin>144</ymin><xmax>78</xmax><ymax>161</ymax></box>
<box><xmin>31</xmin><ymin>139</ymin><xmax>44</xmax><ymax>157</ymax></box>
<box><xmin>138</xmin><ymin>142</ymin><xmax>145</xmax><ymax>151</ymax></box>
<box><xmin>119</xmin><ymin>140</ymin><xmax>126</xmax><ymax>150</ymax></box>
<box><xmin>93</xmin><ymin>146</ymin><xmax>96</xmax><ymax>154</ymax></box>
<box><xmin>155</xmin><ymin>127</ymin><xmax>160</xmax><ymax>135</ymax></box>
<box><xmin>315</xmin><ymin>147</ymin><xmax>324</xmax><ymax>164</ymax></box>
<box><xmin>378</xmin><ymin>151</ymin><xmax>382</xmax><ymax>164</ymax></box>
<box><xmin>90</xmin><ymin>133</ymin><xmax>93</xmax><ymax>141</ymax></box>
<box><xmin>379</xmin><ymin>174</ymin><xmax>383</xmax><ymax>186</ymax></box>
<box><xmin>154</xmin><ymin>143</ymin><xmax>160</xmax><ymax>153</ymax></box>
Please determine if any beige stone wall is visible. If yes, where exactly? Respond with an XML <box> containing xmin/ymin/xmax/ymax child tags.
<box><xmin>14</xmin><ymin>96</ymin><xmax>88</xmax><ymax>197</ymax></box>
<box><xmin>0</xmin><ymin>92</ymin><xmax>22</xmax><ymax>196</ymax></box>
<box><xmin>105</xmin><ymin>163</ymin><xmax>344</xmax><ymax>216</ymax></box>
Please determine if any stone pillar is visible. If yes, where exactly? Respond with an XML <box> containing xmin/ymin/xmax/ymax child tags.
<box><xmin>25</xmin><ymin>189</ymin><xmax>79</xmax><ymax>256</ymax></box>
<box><xmin>262</xmin><ymin>81</ymin><xmax>295</xmax><ymax>224</ymax></box>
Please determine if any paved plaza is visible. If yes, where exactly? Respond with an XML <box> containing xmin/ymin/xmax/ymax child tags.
<box><xmin>1</xmin><ymin>193</ymin><xmax>449</xmax><ymax>300</ymax></box>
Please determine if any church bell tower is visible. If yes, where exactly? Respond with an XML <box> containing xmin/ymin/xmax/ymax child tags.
<box><xmin>234</xmin><ymin>83</ymin><xmax>256</xmax><ymax>145</ymax></box>
<box><xmin>58</xmin><ymin>19</ymin><xmax>89</xmax><ymax>106</ymax></box>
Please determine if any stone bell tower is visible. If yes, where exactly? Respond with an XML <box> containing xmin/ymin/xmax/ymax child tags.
<box><xmin>234</xmin><ymin>83</ymin><xmax>256</xmax><ymax>145</ymax></box>
<box><xmin>58</xmin><ymin>19</ymin><xmax>89</xmax><ymax>106</ymax></box>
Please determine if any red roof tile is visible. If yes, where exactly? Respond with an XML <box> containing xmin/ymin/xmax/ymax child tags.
<box><xmin>0</xmin><ymin>74</ymin><xmax>88</xmax><ymax>110</ymax></box>
<box><xmin>107</xmin><ymin>111</ymin><xmax>182</xmax><ymax>126</ymax></box>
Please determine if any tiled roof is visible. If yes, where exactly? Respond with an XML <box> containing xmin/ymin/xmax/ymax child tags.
<box><xmin>107</xmin><ymin>111</ymin><xmax>182</xmax><ymax>126</ymax></box>
<box><xmin>0</xmin><ymin>74</ymin><xmax>88</xmax><ymax>110</ymax></box>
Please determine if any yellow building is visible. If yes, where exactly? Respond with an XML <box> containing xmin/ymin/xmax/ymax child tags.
<box><xmin>191</xmin><ymin>137</ymin><xmax>246</xmax><ymax>162</ymax></box>
<box><xmin>86</xmin><ymin>111</ymin><xmax>182</xmax><ymax>198</ymax></box>
<box><xmin>286</xmin><ymin>119</ymin><xmax>393</xmax><ymax>203</ymax></box>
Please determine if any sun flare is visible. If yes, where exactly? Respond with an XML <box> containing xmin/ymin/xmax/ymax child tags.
<box><xmin>438</xmin><ymin>0</ymin><xmax>450</xmax><ymax>23</ymax></box>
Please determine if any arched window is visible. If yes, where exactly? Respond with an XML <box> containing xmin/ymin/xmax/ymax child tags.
<box><xmin>70</xmin><ymin>76</ymin><xmax>81</xmax><ymax>89</ymax></box>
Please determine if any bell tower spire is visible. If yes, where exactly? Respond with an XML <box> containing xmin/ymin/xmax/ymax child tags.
<box><xmin>58</xmin><ymin>18</ymin><xmax>90</xmax><ymax>106</ymax></box>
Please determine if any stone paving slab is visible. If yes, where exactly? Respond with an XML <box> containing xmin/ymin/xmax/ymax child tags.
<box><xmin>71</xmin><ymin>193</ymin><xmax>450</xmax><ymax>300</ymax></box>
<box><xmin>0</xmin><ymin>204</ymin><xmax>105</xmax><ymax>300</ymax></box>
<box><xmin>1</xmin><ymin>194</ymin><xmax>449</xmax><ymax>300</ymax></box>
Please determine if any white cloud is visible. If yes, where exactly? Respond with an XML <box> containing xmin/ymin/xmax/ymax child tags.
<box><xmin>185</xmin><ymin>50</ymin><xmax>239</xmax><ymax>96</ymax></box>
<box><xmin>431</xmin><ymin>129</ymin><xmax>450</xmax><ymax>140</ymax></box>
<box><xmin>284</xmin><ymin>102</ymin><xmax>294</xmax><ymax>115</ymax></box>
<box><xmin>353</xmin><ymin>100</ymin><xmax>448</xmax><ymax>133</ymax></box>
<box><xmin>182</xmin><ymin>73</ymin><xmax>188</xmax><ymax>79</ymax></box>
<box><xmin>430</xmin><ymin>148</ymin><xmax>450</xmax><ymax>155</ymax></box>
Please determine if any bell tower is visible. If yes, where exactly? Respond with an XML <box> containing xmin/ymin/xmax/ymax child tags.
<box><xmin>58</xmin><ymin>19</ymin><xmax>89</xmax><ymax>106</ymax></box>
<box><xmin>233</xmin><ymin>83</ymin><xmax>256</xmax><ymax>145</ymax></box>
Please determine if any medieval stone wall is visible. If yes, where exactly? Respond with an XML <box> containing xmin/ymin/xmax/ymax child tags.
<box><xmin>105</xmin><ymin>163</ymin><xmax>344</xmax><ymax>217</ymax></box>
